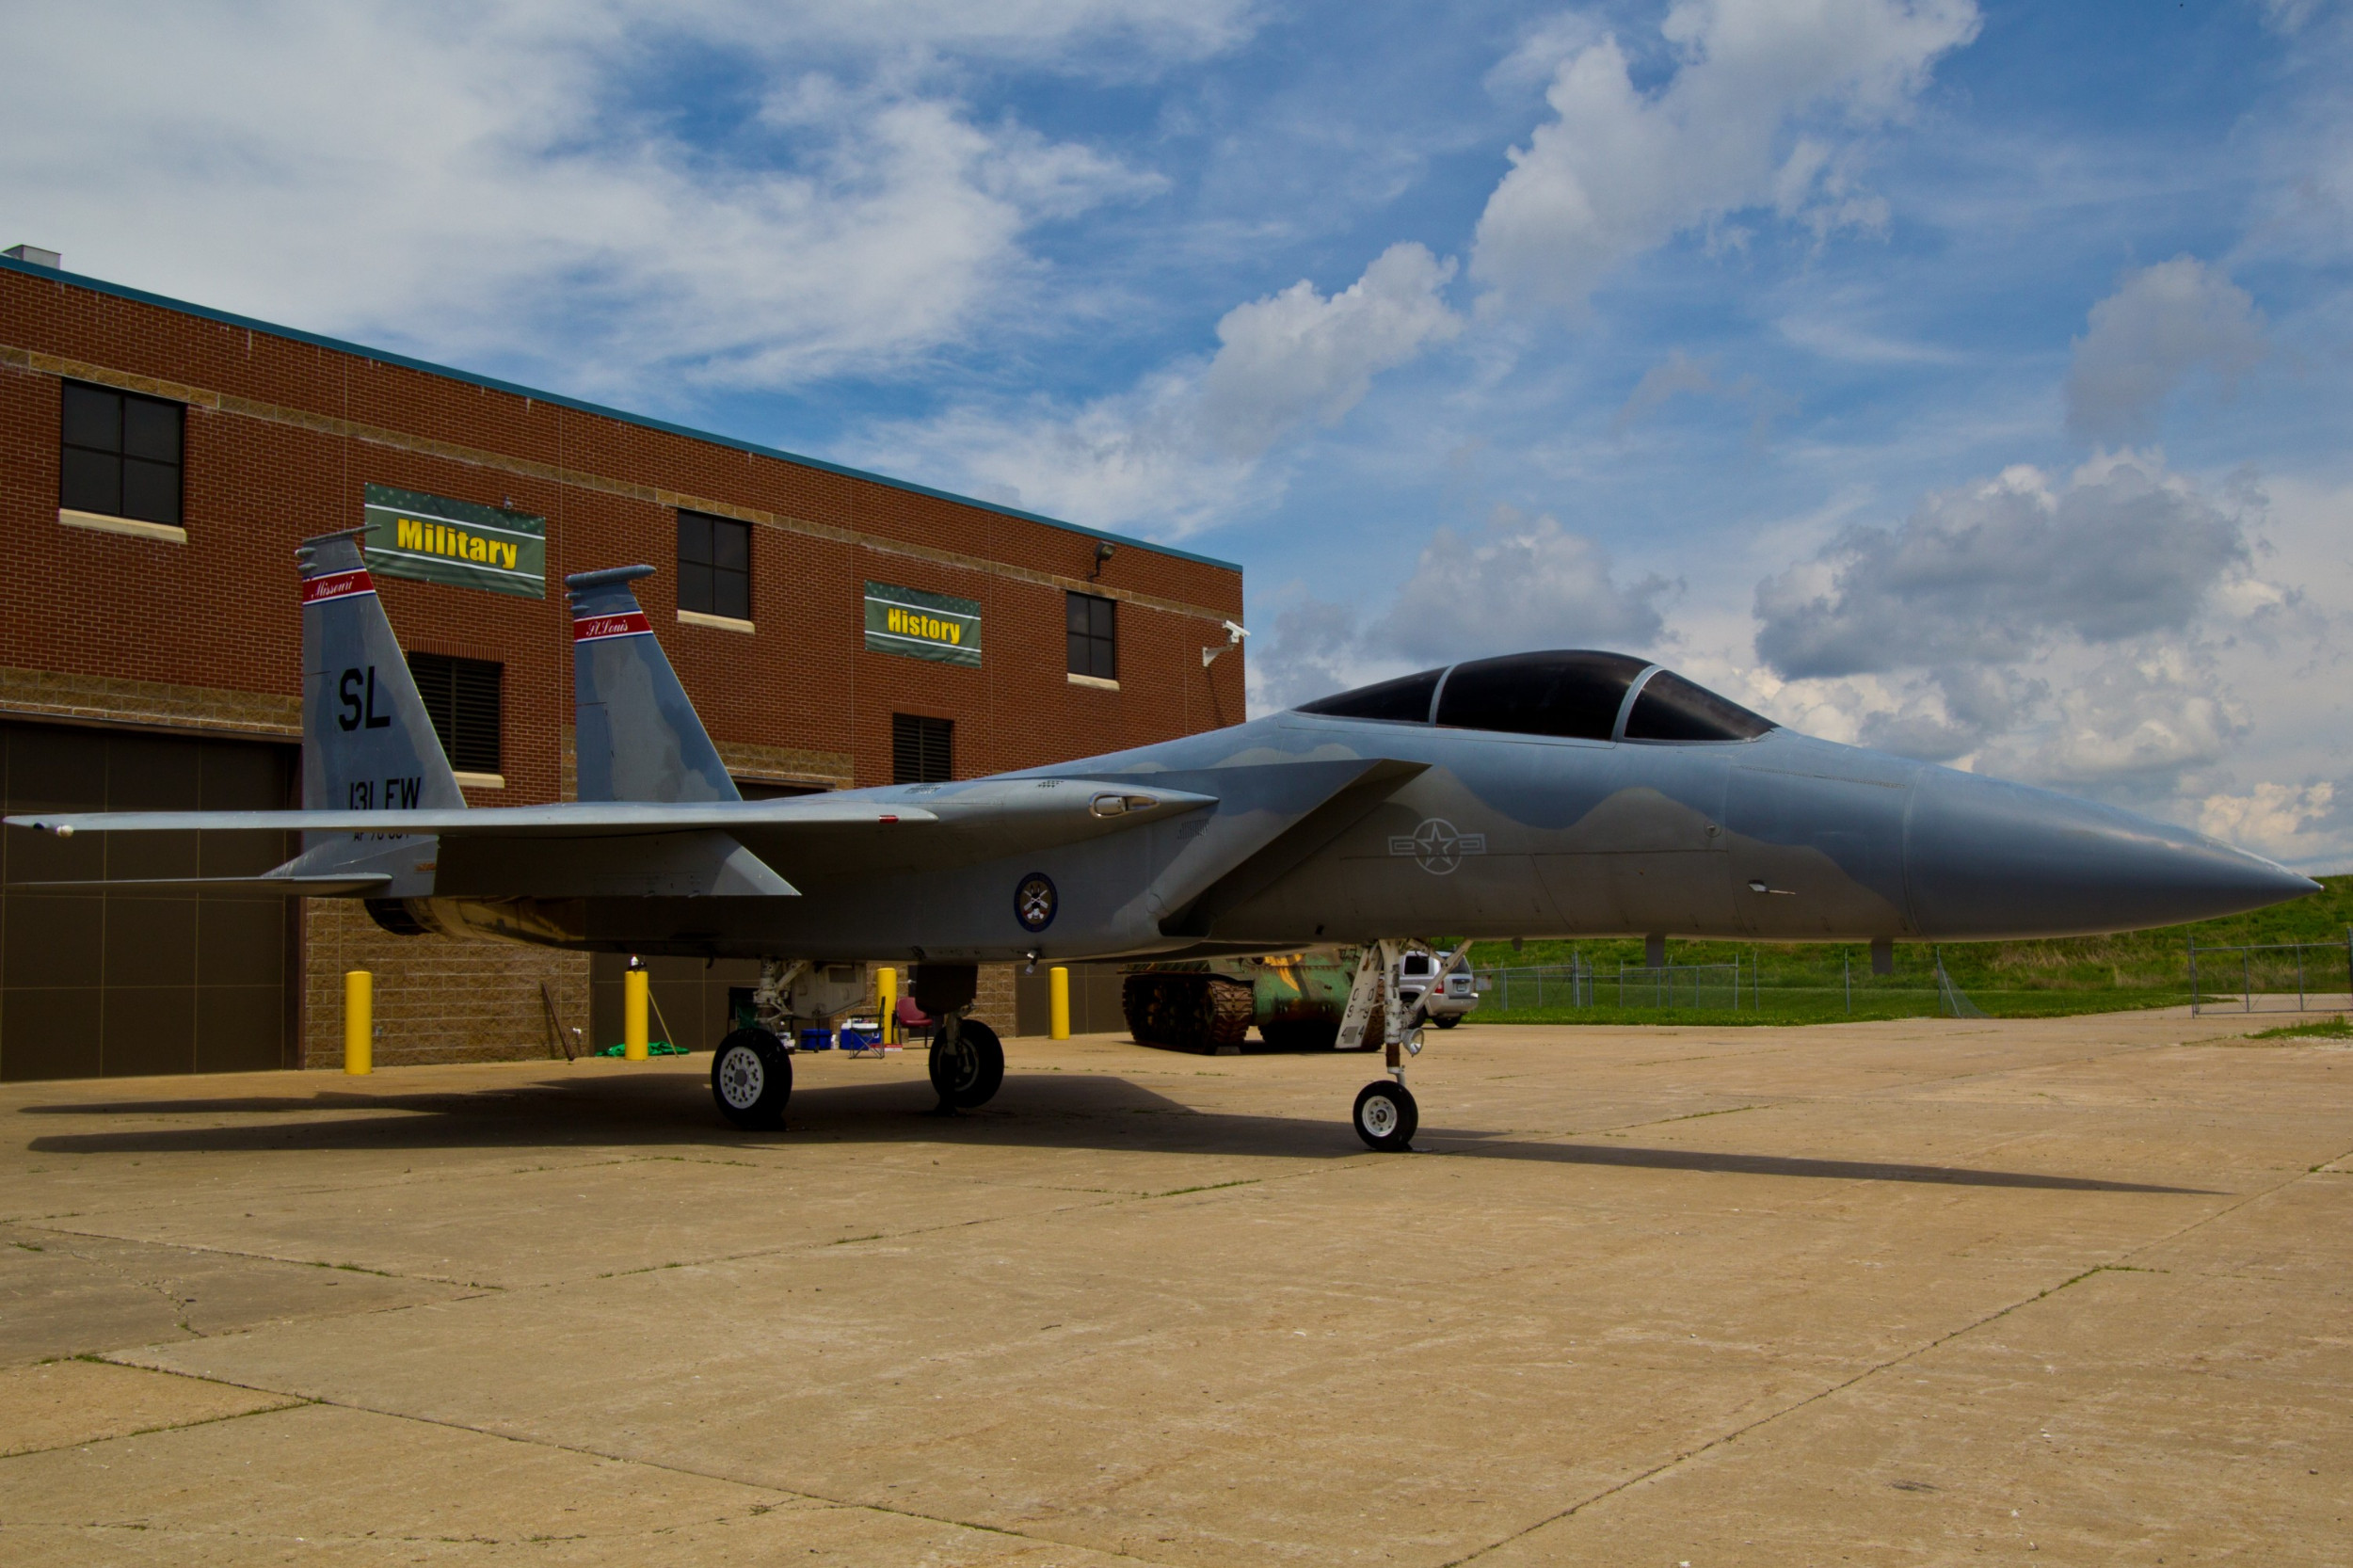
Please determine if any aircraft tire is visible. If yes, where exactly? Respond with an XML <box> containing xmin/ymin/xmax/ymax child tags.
<box><xmin>929</xmin><ymin>1019</ymin><xmax>1005</xmax><ymax>1109</ymax></box>
<box><xmin>712</xmin><ymin>1028</ymin><xmax>792</xmax><ymax>1130</ymax></box>
<box><xmin>1352</xmin><ymin>1080</ymin><xmax>1417</xmax><ymax>1152</ymax></box>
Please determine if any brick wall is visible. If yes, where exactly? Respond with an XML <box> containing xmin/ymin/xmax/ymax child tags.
<box><xmin>0</xmin><ymin>261</ymin><xmax>1243</xmax><ymax>1071</ymax></box>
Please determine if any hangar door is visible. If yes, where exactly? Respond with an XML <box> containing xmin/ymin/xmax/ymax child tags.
<box><xmin>0</xmin><ymin>721</ymin><xmax>297</xmax><ymax>1080</ymax></box>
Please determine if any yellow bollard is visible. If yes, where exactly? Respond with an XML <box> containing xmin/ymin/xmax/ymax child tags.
<box><xmin>623</xmin><ymin>963</ymin><xmax>649</xmax><ymax>1061</ymax></box>
<box><xmin>876</xmin><ymin>966</ymin><xmax>898</xmax><ymax>1045</ymax></box>
<box><xmin>344</xmin><ymin>969</ymin><xmax>372</xmax><ymax>1076</ymax></box>
<box><xmin>1048</xmin><ymin>966</ymin><xmax>1070</xmax><ymax>1040</ymax></box>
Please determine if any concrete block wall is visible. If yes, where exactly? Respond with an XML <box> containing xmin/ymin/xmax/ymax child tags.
<box><xmin>300</xmin><ymin>901</ymin><xmax>590</xmax><ymax>1069</ymax></box>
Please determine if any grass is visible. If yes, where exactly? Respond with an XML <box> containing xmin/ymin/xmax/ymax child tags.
<box><xmin>2247</xmin><ymin>1015</ymin><xmax>2353</xmax><ymax>1041</ymax></box>
<box><xmin>1449</xmin><ymin>873</ymin><xmax>2352</xmax><ymax>1027</ymax></box>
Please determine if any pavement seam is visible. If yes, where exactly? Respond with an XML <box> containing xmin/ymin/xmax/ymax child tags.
<box><xmin>75</xmin><ymin>1369</ymin><xmax>1189</xmax><ymax>1568</ymax></box>
<box><xmin>0</xmin><ymin>1390</ymin><xmax>312</xmax><ymax>1461</ymax></box>
<box><xmin>1436</xmin><ymin>1109</ymin><xmax>2351</xmax><ymax>1566</ymax></box>
<box><xmin>15</xmin><ymin>1223</ymin><xmax>508</xmax><ymax>1292</ymax></box>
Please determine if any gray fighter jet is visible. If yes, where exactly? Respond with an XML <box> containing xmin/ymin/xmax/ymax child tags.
<box><xmin>9</xmin><ymin>532</ymin><xmax>2316</xmax><ymax>1148</ymax></box>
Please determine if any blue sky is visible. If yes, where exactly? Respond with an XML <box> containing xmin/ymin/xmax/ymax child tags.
<box><xmin>7</xmin><ymin>1</ymin><xmax>2352</xmax><ymax>867</ymax></box>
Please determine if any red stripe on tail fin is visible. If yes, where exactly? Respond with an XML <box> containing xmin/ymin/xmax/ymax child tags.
<box><xmin>573</xmin><ymin>611</ymin><xmax>652</xmax><ymax>642</ymax></box>
<box><xmin>302</xmin><ymin>568</ymin><xmax>375</xmax><ymax>604</ymax></box>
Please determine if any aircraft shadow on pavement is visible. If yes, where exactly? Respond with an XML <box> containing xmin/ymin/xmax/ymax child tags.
<box><xmin>15</xmin><ymin>1072</ymin><xmax>2211</xmax><ymax>1194</ymax></box>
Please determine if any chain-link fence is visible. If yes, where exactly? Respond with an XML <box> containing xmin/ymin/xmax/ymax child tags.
<box><xmin>2187</xmin><ymin>934</ymin><xmax>2353</xmax><ymax>1016</ymax></box>
<box><xmin>1475</xmin><ymin>948</ymin><xmax>1988</xmax><ymax>1020</ymax></box>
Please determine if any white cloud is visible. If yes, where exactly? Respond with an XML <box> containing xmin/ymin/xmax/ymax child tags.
<box><xmin>1753</xmin><ymin>452</ymin><xmax>2250</xmax><ymax>680</ymax></box>
<box><xmin>0</xmin><ymin>1</ymin><xmax>1243</xmax><ymax>394</ymax></box>
<box><xmin>1983</xmin><ymin>647</ymin><xmax>2245</xmax><ymax>789</ymax></box>
<box><xmin>1732</xmin><ymin>449</ymin><xmax>2345</xmax><ymax>805</ymax></box>
<box><xmin>1469</xmin><ymin>0</ymin><xmax>1980</xmax><ymax>314</ymax></box>
<box><xmin>1611</xmin><ymin>347</ymin><xmax>1795</xmax><ymax>438</ymax></box>
<box><xmin>1195</xmin><ymin>244</ymin><xmax>1464</xmax><ymax>460</ymax></box>
<box><xmin>2197</xmin><ymin>781</ymin><xmax>2336</xmax><ymax>852</ymax></box>
<box><xmin>862</xmin><ymin>243</ymin><xmax>1462</xmax><ymax>534</ymax></box>
<box><xmin>2064</xmin><ymin>258</ymin><xmax>2268</xmax><ymax>444</ymax></box>
<box><xmin>2255</xmin><ymin>0</ymin><xmax>2329</xmax><ymax>35</ymax></box>
<box><xmin>1383</xmin><ymin>506</ymin><xmax>1673</xmax><ymax>664</ymax></box>
<box><xmin>1246</xmin><ymin>507</ymin><xmax>1673</xmax><ymax>712</ymax></box>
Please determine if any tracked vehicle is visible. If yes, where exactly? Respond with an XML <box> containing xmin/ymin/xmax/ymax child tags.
<box><xmin>1122</xmin><ymin>951</ymin><xmax>1386</xmax><ymax>1053</ymax></box>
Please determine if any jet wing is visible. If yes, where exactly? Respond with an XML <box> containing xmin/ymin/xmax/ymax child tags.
<box><xmin>6</xmin><ymin>781</ymin><xmax>1219</xmax><ymax>900</ymax></box>
<box><xmin>1026</xmin><ymin>757</ymin><xmax>1431</xmax><ymax>937</ymax></box>
<box><xmin>5</xmin><ymin>797</ymin><xmax>939</xmax><ymax>839</ymax></box>
<box><xmin>9</xmin><ymin>873</ymin><xmax>392</xmax><ymax>897</ymax></box>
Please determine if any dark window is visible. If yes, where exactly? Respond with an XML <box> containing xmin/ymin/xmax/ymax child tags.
<box><xmin>59</xmin><ymin>381</ymin><xmax>183</xmax><ymax>526</ymax></box>
<box><xmin>734</xmin><ymin>778</ymin><xmax>829</xmax><ymax>800</ymax></box>
<box><xmin>408</xmin><ymin>653</ymin><xmax>503</xmax><ymax>775</ymax></box>
<box><xmin>677</xmin><ymin>510</ymin><xmax>751</xmax><ymax>622</ymax></box>
<box><xmin>1433</xmin><ymin>651</ymin><xmax>1650</xmax><ymax>741</ymax></box>
<box><xmin>892</xmin><ymin>713</ymin><xmax>952</xmax><ymax>784</ymax></box>
<box><xmin>1623</xmin><ymin>670</ymin><xmax>1775</xmax><ymax>743</ymax></box>
<box><xmin>1295</xmin><ymin>667</ymin><xmax>1444</xmax><ymax>723</ymax></box>
<box><xmin>1066</xmin><ymin>592</ymin><xmax>1117</xmax><ymax>680</ymax></box>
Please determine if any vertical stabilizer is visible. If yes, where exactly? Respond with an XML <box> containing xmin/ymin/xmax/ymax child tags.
<box><xmin>299</xmin><ymin>531</ymin><xmax>466</xmax><ymax>814</ymax></box>
<box><xmin>568</xmin><ymin>567</ymin><xmax>739</xmax><ymax>803</ymax></box>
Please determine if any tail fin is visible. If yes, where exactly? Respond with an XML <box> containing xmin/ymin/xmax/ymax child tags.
<box><xmin>299</xmin><ymin>530</ymin><xmax>465</xmax><ymax>813</ymax></box>
<box><xmin>568</xmin><ymin>567</ymin><xmax>739</xmax><ymax>804</ymax></box>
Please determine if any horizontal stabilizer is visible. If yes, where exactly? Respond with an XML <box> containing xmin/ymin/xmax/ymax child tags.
<box><xmin>10</xmin><ymin>873</ymin><xmax>392</xmax><ymax>896</ymax></box>
<box><xmin>435</xmin><ymin>829</ymin><xmax>796</xmax><ymax>899</ymax></box>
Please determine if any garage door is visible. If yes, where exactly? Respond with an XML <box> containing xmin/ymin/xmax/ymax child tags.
<box><xmin>1</xmin><ymin>721</ymin><xmax>297</xmax><ymax>1080</ymax></box>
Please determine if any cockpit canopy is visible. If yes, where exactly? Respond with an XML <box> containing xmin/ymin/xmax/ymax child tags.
<box><xmin>1292</xmin><ymin>650</ymin><xmax>1774</xmax><ymax>744</ymax></box>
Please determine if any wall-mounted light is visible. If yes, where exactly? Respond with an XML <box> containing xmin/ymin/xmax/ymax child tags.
<box><xmin>1088</xmin><ymin>539</ymin><xmax>1116</xmax><ymax>580</ymax></box>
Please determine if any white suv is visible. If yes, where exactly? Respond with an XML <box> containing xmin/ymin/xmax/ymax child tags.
<box><xmin>1397</xmin><ymin>949</ymin><xmax>1479</xmax><ymax>1028</ymax></box>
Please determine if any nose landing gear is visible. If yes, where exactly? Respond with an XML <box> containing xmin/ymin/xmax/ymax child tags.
<box><xmin>1342</xmin><ymin>939</ymin><xmax>1429</xmax><ymax>1151</ymax></box>
<box><xmin>1353</xmin><ymin>1078</ymin><xmax>1418</xmax><ymax>1151</ymax></box>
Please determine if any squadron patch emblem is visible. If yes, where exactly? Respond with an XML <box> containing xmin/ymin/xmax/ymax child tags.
<box><xmin>1388</xmin><ymin>817</ymin><xmax>1487</xmax><ymax>876</ymax></box>
<box><xmin>1015</xmin><ymin>871</ymin><xmax>1058</xmax><ymax>932</ymax></box>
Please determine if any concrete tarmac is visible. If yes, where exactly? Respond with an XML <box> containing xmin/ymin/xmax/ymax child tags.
<box><xmin>0</xmin><ymin>1014</ymin><xmax>2346</xmax><ymax>1565</ymax></box>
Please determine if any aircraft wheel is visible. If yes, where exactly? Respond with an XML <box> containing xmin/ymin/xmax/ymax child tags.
<box><xmin>1433</xmin><ymin>1015</ymin><xmax>1462</xmax><ymax>1030</ymax></box>
<box><xmin>929</xmin><ymin>1018</ymin><xmax>1005</xmax><ymax>1109</ymax></box>
<box><xmin>1353</xmin><ymin>1080</ymin><xmax>1417</xmax><ymax>1152</ymax></box>
<box><xmin>712</xmin><ymin>1028</ymin><xmax>792</xmax><ymax>1130</ymax></box>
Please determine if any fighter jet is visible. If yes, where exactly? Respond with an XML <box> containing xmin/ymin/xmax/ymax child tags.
<box><xmin>9</xmin><ymin>532</ymin><xmax>2316</xmax><ymax>1149</ymax></box>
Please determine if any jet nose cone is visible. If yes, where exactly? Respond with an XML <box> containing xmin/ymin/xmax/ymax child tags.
<box><xmin>1906</xmin><ymin>768</ymin><xmax>2319</xmax><ymax>940</ymax></box>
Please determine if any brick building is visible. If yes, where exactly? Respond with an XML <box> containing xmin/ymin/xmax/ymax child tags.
<box><xmin>0</xmin><ymin>249</ymin><xmax>1245</xmax><ymax>1080</ymax></box>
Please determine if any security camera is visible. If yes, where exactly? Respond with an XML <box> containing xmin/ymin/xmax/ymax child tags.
<box><xmin>1202</xmin><ymin>620</ymin><xmax>1249</xmax><ymax>667</ymax></box>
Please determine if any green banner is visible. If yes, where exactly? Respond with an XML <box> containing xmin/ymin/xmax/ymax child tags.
<box><xmin>362</xmin><ymin>483</ymin><xmax>546</xmax><ymax>599</ymax></box>
<box><xmin>864</xmin><ymin>581</ymin><xmax>982</xmax><ymax>666</ymax></box>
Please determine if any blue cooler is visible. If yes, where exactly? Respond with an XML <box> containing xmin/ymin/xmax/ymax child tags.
<box><xmin>839</xmin><ymin>1020</ymin><xmax>880</xmax><ymax>1051</ymax></box>
<box><xmin>796</xmin><ymin>1026</ymin><xmax>834</xmax><ymax>1051</ymax></box>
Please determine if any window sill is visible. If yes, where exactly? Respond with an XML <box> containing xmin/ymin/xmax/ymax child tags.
<box><xmin>59</xmin><ymin>508</ymin><xmax>185</xmax><ymax>544</ymax></box>
<box><xmin>1067</xmin><ymin>672</ymin><xmax>1119</xmax><ymax>691</ymax></box>
<box><xmin>678</xmin><ymin>609</ymin><xmax>755</xmax><ymax>634</ymax></box>
<box><xmin>455</xmin><ymin>772</ymin><xmax>505</xmax><ymax>790</ymax></box>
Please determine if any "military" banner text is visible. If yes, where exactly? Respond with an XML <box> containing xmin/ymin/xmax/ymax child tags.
<box><xmin>361</xmin><ymin>483</ymin><xmax>547</xmax><ymax>599</ymax></box>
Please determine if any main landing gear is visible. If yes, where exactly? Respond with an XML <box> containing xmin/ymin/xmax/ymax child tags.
<box><xmin>928</xmin><ymin>1017</ymin><xmax>1005</xmax><ymax>1110</ymax></box>
<box><xmin>1340</xmin><ymin>939</ymin><xmax>1429</xmax><ymax>1152</ymax></box>
<box><xmin>712</xmin><ymin>1027</ymin><xmax>791</xmax><ymax>1130</ymax></box>
<box><xmin>913</xmin><ymin>963</ymin><xmax>1003</xmax><ymax>1114</ymax></box>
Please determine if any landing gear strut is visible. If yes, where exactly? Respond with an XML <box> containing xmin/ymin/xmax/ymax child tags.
<box><xmin>1343</xmin><ymin>939</ymin><xmax>1426</xmax><ymax>1151</ymax></box>
<box><xmin>911</xmin><ymin>963</ymin><xmax>1003</xmax><ymax>1113</ymax></box>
